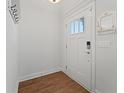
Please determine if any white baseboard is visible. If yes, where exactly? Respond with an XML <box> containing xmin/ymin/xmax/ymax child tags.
<box><xmin>19</xmin><ymin>67</ymin><xmax>62</xmax><ymax>82</ymax></box>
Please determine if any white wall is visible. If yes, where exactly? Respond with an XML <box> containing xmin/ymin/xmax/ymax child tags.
<box><xmin>6</xmin><ymin>8</ymin><xmax>19</xmax><ymax>93</ymax></box>
<box><xmin>95</xmin><ymin>0</ymin><xmax>117</xmax><ymax>93</ymax></box>
<box><xmin>18</xmin><ymin>0</ymin><xmax>62</xmax><ymax>81</ymax></box>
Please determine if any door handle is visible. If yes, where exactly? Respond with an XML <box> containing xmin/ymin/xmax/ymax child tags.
<box><xmin>86</xmin><ymin>51</ymin><xmax>90</xmax><ymax>54</ymax></box>
<box><xmin>85</xmin><ymin>51</ymin><xmax>91</xmax><ymax>54</ymax></box>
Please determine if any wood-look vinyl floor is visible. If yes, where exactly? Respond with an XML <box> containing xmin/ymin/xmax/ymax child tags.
<box><xmin>18</xmin><ymin>71</ymin><xmax>90</xmax><ymax>93</ymax></box>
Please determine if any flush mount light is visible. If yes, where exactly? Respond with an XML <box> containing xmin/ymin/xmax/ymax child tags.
<box><xmin>48</xmin><ymin>0</ymin><xmax>62</xmax><ymax>4</ymax></box>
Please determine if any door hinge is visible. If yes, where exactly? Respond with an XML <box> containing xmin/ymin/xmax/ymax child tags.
<box><xmin>66</xmin><ymin>44</ymin><xmax>67</xmax><ymax>48</ymax></box>
<box><xmin>66</xmin><ymin>66</ymin><xmax>67</xmax><ymax>70</ymax></box>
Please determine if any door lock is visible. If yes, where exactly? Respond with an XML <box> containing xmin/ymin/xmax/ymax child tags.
<box><xmin>85</xmin><ymin>51</ymin><xmax>90</xmax><ymax>54</ymax></box>
<box><xmin>87</xmin><ymin>41</ymin><xmax>91</xmax><ymax>49</ymax></box>
<box><xmin>87</xmin><ymin>51</ymin><xmax>90</xmax><ymax>54</ymax></box>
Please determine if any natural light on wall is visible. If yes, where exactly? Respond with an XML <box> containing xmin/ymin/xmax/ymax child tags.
<box><xmin>48</xmin><ymin>0</ymin><xmax>62</xmax><ymax>4</ymax></box>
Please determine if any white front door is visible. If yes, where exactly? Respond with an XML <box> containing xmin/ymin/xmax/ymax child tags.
<box><xmin>66</xmin><ymin>7</ymin><xmax>94</xmax><ymax>91</ymax></box>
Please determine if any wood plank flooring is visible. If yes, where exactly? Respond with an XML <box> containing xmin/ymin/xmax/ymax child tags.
<box><xmin>18</xmin><ymin>71</ymin><xmax>90</xmax><ymax>93</ymax></box>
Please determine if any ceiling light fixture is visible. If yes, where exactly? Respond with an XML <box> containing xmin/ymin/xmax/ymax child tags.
<box><xmin>48</xmin><ymin>0</ymin><xmax>62</xmax><ymax>4</ymax></box>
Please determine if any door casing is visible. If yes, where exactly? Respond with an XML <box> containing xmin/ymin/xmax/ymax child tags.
<box><xmin>64</xmin><ymin>2</ymin><xmax>96</xmax><ymax>93</ymax></box>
